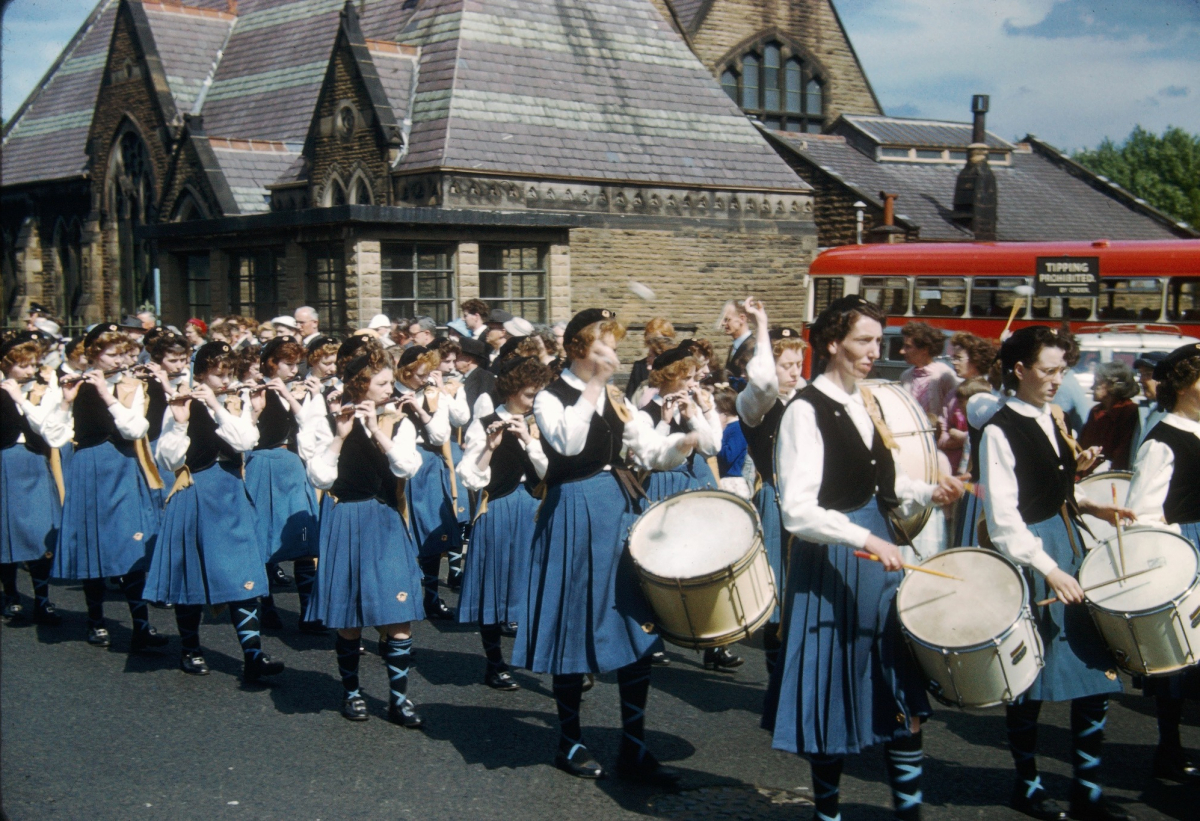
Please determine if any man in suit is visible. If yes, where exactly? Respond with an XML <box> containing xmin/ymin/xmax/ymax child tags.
<box><xmin>721</xmin><ymin>300</ymin><xmax>755</xmax><ymax>390</ymax></box>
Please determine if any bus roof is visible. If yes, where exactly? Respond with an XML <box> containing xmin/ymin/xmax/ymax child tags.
<box><xmin>809</xmin><ymin>240</ymin><xmax>1200</xmax><ymax>278</ymax></box>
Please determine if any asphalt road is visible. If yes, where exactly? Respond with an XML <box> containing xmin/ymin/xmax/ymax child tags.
<box><xmin>2</xmin><ymin>578</ymin><xmax>1195</xmax><ymax>820</ymax></box>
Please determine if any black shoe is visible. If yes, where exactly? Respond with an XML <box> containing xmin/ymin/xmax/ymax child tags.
<box><xmin>446</xmin><ymin>575</ymin><xmax>463</xmax><ymax>592</ymax></box>
<box><xmin>1068</xmin><ymin>795</ymin><xmax>1134</xmax><ymax>821</ymax></box>
<box><xmin>130</xmin><ymin>627</ymin><xmax>169</xmax><ymax>654</ymax></box>
<box><xmin>341</xmin><ymin>696</ymin><xmax>368</xmax><ymax>721</ymax></box>
<box><xmin>388</xmin><ymin>699</ymin><xmax>424</xmax><ymax>729</ymax></box>
<box><xmin>581</xmin><ymin>673</ymin><xmax>595</xmax><ymax>692</ymax></box>
<box><xmin>33</xmin><ymin>603</ymin><xmax>63</xmax><ymax>626</ymax></box>
<box><xmin>180</xmin><ymin>652</ymin><xmax>210</xmax><ymax>676</ymax></box>
<box><xmin>1152</xmin><ymin>746</ymin><xmax>1200</xmax><ymax>783</ymax></box>
<box><xmin>1011</xmin><ymin>786</ymin><xmax>1068</xmax><ymax>821</ymax></box>
<box><xmin>87</xmin><ymin>626</ymin><xmax>111</xmax><ymax>647</ymax></box>
<box><xmin>499</xmin><ymin>621</ymin><xmax>518</xmax><ymax>637</ymax></box>
<box><xmin>298</xmin><ymin>619</ymin><xmax>328</xmax><ymax>635</ymax></box>
<box><xmin>485</xmin><ymin>668</ymin><xmax>520</xmax><ymax>691</ymax></box>
<box><xmin>3</xmin><ymin>599</ymin><xmax>26</xmax><ymax>622</ymax></box>
<box><xmin>244</xmin><ymin>653</ymin><xmax>284</xmax><ymax>682</ymax></box>
<box><xmin>425</xmin><ymin>598</ymin><xmax>455</xmax><ymax>621</ymax></box>
<box><xmin>703</xmin><ymin>646</ymin><xmax>745</xmax><ymax>671</ymax></box>
<box><xmin>268</xmin><ymin>565</ymin><xmax>293</xmax><ymax>590</ymax></box>
<box><xmin>615</xmin><ymin>749</ymin><xmax>682</xmax><ymax>788</ymax></box>
<box><xmin>649</xmin><ymin>650</ymin><xmax>670</xmax><ymax>666</ymax></box>
<box><xmin>259</xmin><ymin>607</ymin><xmax>284</xmax><ymax>630</ymax></box>
<box><xmin>555</xmin><ymin>745</ymin><xmax>603</xmax><ymax>779</ymax></box>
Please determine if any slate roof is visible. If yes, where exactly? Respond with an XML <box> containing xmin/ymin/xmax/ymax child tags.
<box><xmin>366</xmin><ymin>43</ymin><xmax>418</xmax><ymax>130</ymax></box>
<box><xmin>143</xmin><ymin>2</ymin><xmax>235</xmax><ymax>115</ymax></box>
<box><xmin>668</xmin><ymin>0</ymin><xmax>708</xmax><ymax>32</ymax></box>
<box><xmin>1</xmin><ymin>0</ymin><xmax>119</xmax><ymax>186</ymax></box>
<box><xmin>839</xmin><ymin>114</ymin><xmax>1013</xmax><ymax>150</ymax></box>
<box><xmin>208</xmin><ymin>140</ymin><xmax>300</xmax><ymax>213</ymax></box>
<box><xmin>768</xmin><ymin>128</ymin><xmax>1191</xmax><ymax>240</ymax></box>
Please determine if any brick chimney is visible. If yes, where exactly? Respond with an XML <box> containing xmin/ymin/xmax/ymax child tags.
<box><xmin>951</xmin><ymin>95</ymin><xmax>998</xmax><ymax>241</ymax></box>
<box><xmin>866</xmin><ymin>191</ymin><xmax>906</xmax><ymax>243</ymax></box>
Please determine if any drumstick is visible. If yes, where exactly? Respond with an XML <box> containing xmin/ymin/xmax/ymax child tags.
<box><xmin>1034</xmin><ymin>563</ymin><xmax>1164</xmax><ymax>606</ymax></box>
<box><xmin>1001</xmin><ymin>285</ymin><xmax>1035</xmax><ymax>338</ymax></box>
<box><xmin>1112</xmin><ymin>483</ymin><xmax>1127</xmax><ymax>578</ymax></box>
<box><xmin>853</xmin><ymin>550</ymin><xmax>962</xmax><ymax>580</ymax></box>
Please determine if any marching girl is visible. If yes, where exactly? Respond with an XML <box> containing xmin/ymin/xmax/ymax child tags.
<box><xmin>765</xmin><ymin>296</ymin><xmax>961</xmax><ymax>821</ymax></box>
<box><xmin>293</xmin><ymin>335</ymin><xmax>344</xmax><ymax>467</ymax></box>
<box><xmin>143</xmin><ymin>332</ymin><xmax>192</xmax><ymax>447</ymax></box>
<box><xmin>981</xmin><ymin>326</ymin><xmax>1134</xmax><ymax>821</ymax></box>
<box><xmin>1</xmin><ymin>337</ymin><xmax>70</xmax><ymax>624</ymax></box>
<box><xmin>456</xmin><ymin>356</ymin><xmax>552</xmax><ymax>690</ymax></box>
<box><xmin>515</xmin><ymin>308</ymin><xmax>701</xmax><ymax>785</ymax></box>
<box><xmin>244</xmin><ymin>337</ymin><xmax>323</xmax><ymax>634</ymax></box>
<box><xmin>305</xmin><ymin>347</ymin><xmax>426</xmax><ymax>726</ymax></box>
<box><xmin>1124</xmin><ymin>341</ymin><xmax>1200</xmax><ymax>785</ymax></box>
<box><xmin>734</xmin><ymin>298</ymin><xmax>805</xmax><ymax>677</ymax></box>
<box><xmin>432</xmin><ymin>337</ymin><xmax>472</xmax><ymax>590</ymax></box>
<box><xmin>394</xmin><ymin>345</ymin><xmax>460</xmax><ymax>620</ymax></box>
<box><xmin>144</xmin><ymin>342</ymin><xmax>284</xmax><ymax>681</ymax></box>
<box><xmin>54</xmin><ymin>324</ymin><xmax>167</xmax><ymax>652</ymax></box>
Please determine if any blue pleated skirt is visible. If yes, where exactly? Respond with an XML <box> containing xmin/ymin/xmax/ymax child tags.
<box><xmin>407</xmin><ymin>447</ymin><xmax>462</xmax><ymax>557</ymax></box>
<box><xmin>512</xmin><ymin>471</ymin><xmax>662</xmax><ymax>675</ymax></box>
<box><xmin>643</xmin><ymin>457</ymin><xmax>708</xmax><ymax>503</ymax></box>
<box><xmin>54</xmin><ymin>440</ymin><xmax>159</xmax><ymax>579</ymax></box>
<box><xmin>143</xmin><ymin>462</ymin><xmax>268</xmax><ymax>605</ymax></box>
<box><xmin>1020</xmin><ymin>513</ymin><xmax>1124</xmax><ymax>703</ymax></box>
<box><xmin>954</xmin><ymin>491</ymin><xmax>984</xmax><ymax>547</ymax></box>
<box><xmin>244</xmin><ymin>448</ymin><xmax>319</xmax><ymax>563</ymax></box>
<box><xmin>693</xmin><ymin>455</ymin><xmax>718</xmax><ymax>490</ymax></box>
<box><xmin>762</xmin><ymin>500</ymin><xmax>932</xmax><ymax>756</ymax></box>
<box><xmin>1</xmin><ymin>445</ymin><xmax>61</xmax><ymax>564</ymax></box>
<box><xmin>457</xmin><ymin>486</ymin><xmax>539</xmax><ymax>625</ymax></box>
<box><xmin>307</xmin><ymin>497</ymin><xmax>425</xmax><ymax>629</ymax></box>
<box><xmin>1135</xmin><ymin>520</ymin><xmax>1200</xmax><ymax>700</ymax></box>
<box><xmin>754</xmin><ymin>481</ymin><xmax>786</xmax><ymax>624</ymax></box>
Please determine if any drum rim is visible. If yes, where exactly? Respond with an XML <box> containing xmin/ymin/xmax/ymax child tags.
<box><xmin>1080</xmin><ymin>528</ymin><xmax>1200</xmax><ymax>616</ymax></box>
<box><xmin>636</xmin><ymin>537</ymin><xmax>768</xmax><ymax>586</ymax></box>
<box><xmin>1077</xmin><ymin>470</ymin><xmax>1135</xmax><ymax>486</ymax></box>
<box><xmin>627</xmin><ymin>487</ymin><xmax>764</xmax><ymax>572</ymax></box>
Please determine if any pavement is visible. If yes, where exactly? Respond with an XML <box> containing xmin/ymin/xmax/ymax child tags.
<box><xmin>1</xmin><ymin>577</ymin><xmax>1196</xmax><ymax>821</ymax></box>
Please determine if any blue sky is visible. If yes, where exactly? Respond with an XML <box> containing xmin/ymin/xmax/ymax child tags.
<box><xmin>2</xmin><ymin>0</ymin><xmax>1198</xmax><ymax>151</ymax></box>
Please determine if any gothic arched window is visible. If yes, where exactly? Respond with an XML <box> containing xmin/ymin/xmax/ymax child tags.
<box><xmin>55</xmin><ymin>219</ymin><xmax>84</xmax><ymax>319</ymax></box>
<box><xmin>721</xmin><ymin>41</ymin><xmax>824</xmax><ymax>133</ymax></box>
<box><xmin>106</xmin><ymin>128</ymin><xmax>156</xmax><ymax>316</ymax></box>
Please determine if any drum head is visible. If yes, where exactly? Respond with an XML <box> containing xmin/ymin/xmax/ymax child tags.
<box><xmin>897</xmin><ymin>548</ymin><xmax>1026</xmax><ymax>648</ymax></box>
<box><xmin>1077</xmin><ymin>472</ymin><xmax>1133</xmax><ymax>549</ymax></box>
<box><xmin>1079</xmin><ymin>526</ymin><xmax>1198</xmax><ymax>612</ymax></box>
<box><xmin>628</xmin><ymin>490</ymin><xmax>759</xmax><ymax>579</ymax></box>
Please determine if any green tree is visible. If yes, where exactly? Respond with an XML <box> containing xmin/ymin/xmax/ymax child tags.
<box><xmin>1073</xmin><ymin>126</ymin><xmax>1200</xmax><ymax>230</ymax></box>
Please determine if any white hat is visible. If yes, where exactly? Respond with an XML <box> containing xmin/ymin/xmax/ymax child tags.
<box><xmin>271</xmin><ymin>315</ymin><xmax>299</xmax><ymax>330</ymax></box>
<box><xmin>33</xmin><ymin>317</ymin><xmax>62</xmax><ymax>338</ymax></box>
<box><xmin>503</xmin><ymin>316</ymin><xmax>535</xmax><ymax>337</ymax></box>
<box><xmin>367</xmin><ymin>313</ymin><xmax>391</xmax><ymax>330</ymax></box>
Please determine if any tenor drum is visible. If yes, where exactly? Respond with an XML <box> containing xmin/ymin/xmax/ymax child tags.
<box><xmin>627</xmin><ymin>489</ymin><xmax>776</xmax><ymax>649</ymax></box>
<box><xmin>1077</xmin><ymin>471</ymin><xmax>1133</xmax><ymax>550</ymax></box>
<box><xmin>1079</xmin><ymin>525</ymin><xmax>1200</xmax><ymax>676</ymax></box>
<box><xmin>897</xmin><ymin>548</ymin><xmax>1044</xmax><ymax>707</ymax></box>
<box><xmin>861</xmin><ymin>380</ymin><xmax>939</xmax><ymax>539</ymax></box>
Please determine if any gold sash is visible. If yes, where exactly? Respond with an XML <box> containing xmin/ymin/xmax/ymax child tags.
<box><xmin>115</xmin><ymin>377</ymin><xmax>164</xmax><ymax>490</ymax></box>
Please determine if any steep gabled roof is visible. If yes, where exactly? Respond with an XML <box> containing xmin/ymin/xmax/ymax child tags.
<box><xmin>207</xmin><ymin>136</ymin><xmax>299</xmax><ymax>213</ymax></box>
<box><xmin>142</xmin><ymin>1</ymin><xmax>237</xmax><ymax>116</ymax></box>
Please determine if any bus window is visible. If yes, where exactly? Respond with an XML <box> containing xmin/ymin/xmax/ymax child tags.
<box><xmin>970</xmin><ymin>277</ymin><xmax>1027</xmax><ymax>318</ymax></box>
<box><xmin>913</xmin><ymin>277</ymin><xmax>966</xmax><ymax>317</ymax></box>
<box><xmin>860</xmin><ymin>276</ymin><xmax>909</xmax><ymax>316</ymax></box>
<box><xmin>812</xmin><ymin>277</ymin><xmax>844</xmax><ymax>316</ymax></box>
<box><xmin>1098</xmin><ymin>278</ymin><xmax>1162</xmax><ymax>321</ymax></box>
<box><xmin>1167</xmin><ymin>278</ymin><xmax>1199</xmax><ymax>321</ymax></box>
<box><xmin>1073</xmin><ymin>349</ymin><xmax>1100</xmax><ymax>376</ymax></box>
<box><xmin>1031</xmin><ymin>296</ymin><xmax>1094</xmax><ymax>320</ymax></box>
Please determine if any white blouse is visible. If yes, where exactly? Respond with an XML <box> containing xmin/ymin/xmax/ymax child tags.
<box><xmin>457</xmin><ymin>405</ymin><xmax>549</xmax><ymax>492</ymax></box>
<box><xmin>155</xmin><ymin>401</ymin><xmax>261</xmax><ymax>473</ymax></box>
<box><xmin>395</xmin><ymin>384</ymin><xmax>451</xmax><ymax>446</ymax></box>
<box><xmin>1125</xmin><ymin>413</ymin><xmax>1199</xmax><ymax>527</ymax></box>
<box><xmin>633</xmin><ymin>395</ymin><xmax>722</xmax><ymax>465</ymax></box>
<box><xmin>15</xmin><ymin>378</ymin><xmax>72</xmax><ymax>448</ymax></box>
<box><xmin>735</xmin><ymin>336</ymin><xmax>800</xmax><ymax>428</ymax></box>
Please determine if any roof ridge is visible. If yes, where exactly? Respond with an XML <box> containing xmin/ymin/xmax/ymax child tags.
<box><xmin>143</xmin><ymin>1</ymin><xmax>236</xmax><ymax>21</ymax></box>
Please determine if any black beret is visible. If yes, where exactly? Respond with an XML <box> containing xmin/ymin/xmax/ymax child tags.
<box><xmin>487</xmin><ymin>308</ymin><xmax>514</xmax><ymax>324</ymax></box>
<box><xmin>458</xmin><ymin>336</ymin><xmax>488</xmax><ymax>362</ymax></box>
<box><xmin>27</xmin><ymin>302</ymin><xmax>50</xmax><ymax>315</ymax></box>
<box><xmin>337</xmin><ymin>335</ymin><xmax>371</xmax><ymax>363</ymax></box>
<box><xmin>193</xmin><ymin>341</ymin><xmax>232</xmax><ymax>375</ymax></box>
<box><xmin>398</xmin><ymin>345</ymin><xmax>430</xmax><ymax>368</ymax></box>
<box><xmin>563</xmin><ymin>308</ymin><xmax>615</xmax><ymax>348</ymax></box>
<box><xmin>769</xmin><ymin>327</ymin><xmax>803</xmax><ymax>343</ymax></box>
<box><xmin>64</xmin><ymin>337</ymin><xmax>83</xmax><ymax>358</ymax></box>
<box><xmin>999</xmin><ymin>326</ymin><xmax>1054</xmax><ymax>374</ymax></box>
<box><xmin>119</xmin><ymin>315</ymin><xmax>145</xmax><ymax>331</ymax></box>
<box><xmin>341</xmin><ymin>353</ymin><xmax>374</xmax><ymax>384</ymax></box>
<box><xmin>496</xmin><ymin>355</ymin><xmax>531</xmax><ymax>378</ymax></box>
<box><xmin>259</xmin><ymin>335</ymin><xmax>299</xmax><ymax>365</ymax></box>
<box><xmin>142</xmin><ymin>326</ymin><xmax>168</xmax><ymax>349</ymax></box>
<box><xmin>651</xmin><ymin>340</ymin><xmax>699</xmax><ymax>372</ymax></box>
<box><xmin>496</xmin><ymin>335</ymin><xmax>526</xmax><ymax>362</ymax></box>
<box><xmin>149</xmin><ymin>331</ymin><xmax>188</xmax><ymax>353</ymax></box>
<box><xmin>1133</xmin><ymin>350</ymin><xmax>1167</xmax><ymax>370</ymax></box>
<box><xmin>1153</xmin><ymin>342</ymin><xmax>1200</xmax><ymax>381</ymax></box>
<box><xmin>0</xmin><ymin>331</ymin><xmax>41</xmax><ymax>361</ymax></box>
<box><xmin>307</xmin><ymin>334</ymin><xmax>339</xmax><ymax>354</ymax></box>
<box><xmin>83</xmin><ymin>323</ymin><xmax>121</xmax><ymax>349</ymax></box>
<box><xmin>810</xmin><ymin>295</ymin><xmax>874</xmax><ymax>338</ymax></box>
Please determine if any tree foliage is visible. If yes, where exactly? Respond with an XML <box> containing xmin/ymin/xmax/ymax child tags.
<box><xmin>1072</xmin><ymin>126</ymin><xmax>1200</xmax><ymax>230</ymax></box>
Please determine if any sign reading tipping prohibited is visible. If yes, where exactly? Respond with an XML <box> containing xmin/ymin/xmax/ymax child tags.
<box><xmin>1035</xmin><ymin>256</ymin><xmax>1101</xmax><ymax>297</ymax></box>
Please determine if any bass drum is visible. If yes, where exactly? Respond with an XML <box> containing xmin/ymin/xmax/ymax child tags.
<box><xmin>861</xmin><ymin>380</ymin><xmax>939</xmax><ymax>540</ymax></box>
<box><xmin>1077</xmin><ymin>471</ymin><xmax>1133</xmax><ymax>550</ymax></box>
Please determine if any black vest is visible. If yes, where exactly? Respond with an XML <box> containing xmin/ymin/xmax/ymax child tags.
<box><xmin>183</xmin><ymin>400</ymin><xmax>243</xmax><ymax>472</ymax></box>
<box><xmin>1145</xmin><ymin>421</ymin><xmax>1200</xmax><ymax>524</ymax></box>
<box><xmin>401</xmin><ymin>392</ymin><xmax>440</xmax><ymax>453</ymax></box>
<box><xmin>145</xmin><ymin>379</ymin><xmax>168</xmax><ymax>443</ymax></box>
<box><xmin>984</xmin><ymin>405</ymin><xmax>1076</xmax><ymax>525</ymax></box>
<box><xmin>0</xmin><ymin>390</ymin><xmax>50</xmax><ymax>455</ymax></box>
<box><xmin>541</xmin><ymin>378</ymin><xmax>626</xmax><ymax>485</ymax></box>
<box><xmin>797</xmin><ymin>385</ymin><xmax>899</xmax><ymax>513</ymax></box>
<box><xmin>256</xmin><ymin>394</ymin><xmax>296</xmax><ymax>451</ymax></box>
<box><xmin>741</xmin><ymin>399</ymin><xmax>786</xmax><ymax>487</ymax></box>
<box><xmin>967</xmin><ymin>424</ymin><xmax>985</xmax><ymax>482</ymax></box>
<box><xmin>478</xmin><ymin>412</ymin><xmax>539</xmax><ymax>499</ymax></box>
<box><xmin>462</xmin><ymin>367</ymin><xmax>496</xmax><ymax>417</ymax></box>
<box><xmin>72</xmin><ymin>381</ymin><xmax>121</xmax><ymax>448</ymax></box>
<box><xmin>329</xmin><ymin>421</ymin><xmax>396</xmax><ymax>506</ymax></box>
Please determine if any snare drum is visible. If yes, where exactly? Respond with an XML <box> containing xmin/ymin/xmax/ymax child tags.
<box><xmin>897</xmin><ymin>548</ymin><xmax>1044</xmax><ymax>707</ymax></box>
<box><xmin>1077</xmin><ymin>471</ymin><xmax>1133</xmax><ymax>550</ymax></box>
<box><xmin>861</xmin><ymin>380</ymin><xmax>939</xmax><ymax>540</ymax></box>
<box><xmin>1079</xmin><ymin>525</ymin><xmax>1200</xmax><ymax>676</ymax></box>
<box><xmin>627</xmin><ymin>489</ymin><xmax>776</xmax><ymax>649</ymax></box>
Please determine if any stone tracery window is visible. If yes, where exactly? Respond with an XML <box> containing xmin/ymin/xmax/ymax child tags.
<box><xmin>721</xmin><ymin>40</ymin><xmax>824</xmax><ymax>133</ymax></box>
<box><xmin>107</xmin><ymin>128</ymin><xmax>156</xmax><ymax>316</ymax></box>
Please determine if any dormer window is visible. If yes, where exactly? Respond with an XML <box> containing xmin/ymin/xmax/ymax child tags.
<box><xmin>721</xmin><ymin>42</ymin><xmax>823</xmax><ymax>133</ymax></box>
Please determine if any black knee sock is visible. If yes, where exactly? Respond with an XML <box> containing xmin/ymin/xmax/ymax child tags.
<box><xmin>0</xmin><ymin>563</ymin><xmax>18</xmax><ymax>600</ymax></box>
<box><xmin>82</xmin><ymin>578</ymin><xmax>106</xmax><ymax>629</ymax></box>
<box><xmin>1007</xmin><ymin>699</ymin><xmax>1044</xmax><ymax>796</ymax></box>
<box><xmin>810</xmin><ymin>754</ymin><xmax>844</xmax><ymax>821</ymax></box>
<box><xmin>447</xmin><ymin>544</ymin><xmax>464</xmax><ymax>584</ymax></box>
<box><xmin>552</xmin><ymin>674</ymin><xmax>585</xmax><ymax>754</ymax></box>
<box><xmin>294</xmin><ymin>558</ymin><xmax>317</xmax><ymax>618</ymax></box>
<box><xmin>480</xmin><ymin>623</ymin><xmax>505</xmax><ymax>673</ymax></box>
<box><xmin>28</xmin><ymin>557</ymin><xmax>53</xmax><ymax>613</ymax></box>
<box><xmin>120</xmin><ymin>572</ymin><xmax>150</xmax><ymax>636</ymax></box>
<box><xmin>336</xmin><ymin>634</ymin><xmax>361</xmax><ymax>699</ymax></box>
<box><xmin>763</xmin><ymin>624</ymin><xmax>782</xmax><ymax>677</ymax></box>
<box><xmin>229</xmin><ymin>599</ymin><xmax>263</xmax><ymax>664</ymax></box>
<box><xmin>260</xmin><ymin>592</ymin><xmax>278</xmax><ymax>615</ymax></box>
<box><xmin>175</xmin><ymin>605</ymin><xmax>203</xmax><ymax>654</ymax></box>
<box><xmin>1071</xmin><ymin>695</ymin><xmax>1108</xmax><ymax>804</ymax></box>
<box><xmin>1156</xmin><ymin>693</ymin><xmax>1184</xmax><ymax>752</ymax></box>
<box><xmin>884</xmin><ymin>731</ymin><xmax>924</xmax><ymax>820</ymax></box>
<box><xmin>382</xmin><ymin>636</ymin><xmax>412</xmax><ymax>709</ymax></box>
<box><xmin>418</xmin><ymin>555</ymin><xmax>441</xmax><ymax>605</ymax></box>
<box><xmin>617</xmin><ymin>656</ymin><xmax>653</xmax><ymax>762</ymax></box>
